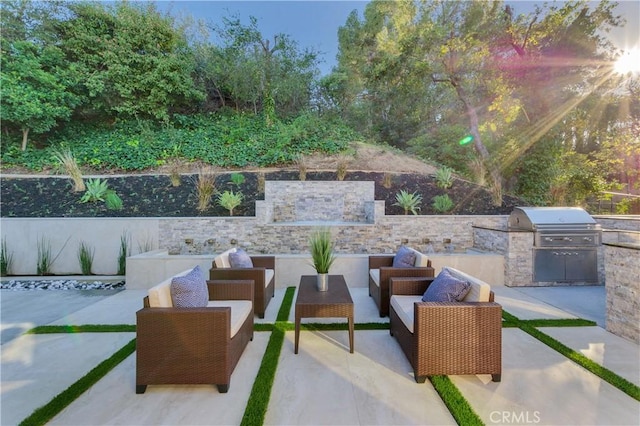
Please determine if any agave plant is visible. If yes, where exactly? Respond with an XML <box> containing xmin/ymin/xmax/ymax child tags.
<box><xmin>393</xmin><ymin>190</ymin><xmax>422</xmax><ymax>215</ymax></box>
<box><xmin>81</xmin><ymin>178</ymin><xmax>110</xmax><ymax>203</ymax></box>
<box><xmin>435</xmin><ymin>166</ymin><xmax>454</xmax><ymax>189</ymax></box>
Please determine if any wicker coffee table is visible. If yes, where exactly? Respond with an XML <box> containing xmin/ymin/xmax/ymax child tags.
<box><xmin>295</xmin><ymin>275</ymin><xmax>354</xmax><ymax>354</ymax></box>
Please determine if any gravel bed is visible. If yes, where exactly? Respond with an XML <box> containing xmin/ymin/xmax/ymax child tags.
<box><xmin>1</xmin><ymin>279</ymin><xmax>126</xmax><ymax>291</ymax></box>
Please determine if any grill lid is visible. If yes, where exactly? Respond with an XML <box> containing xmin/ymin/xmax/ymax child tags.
<box><xmin>508</xmin><ymin>207</ymin><xmax>599</xmax><ymax>231</ymax></box>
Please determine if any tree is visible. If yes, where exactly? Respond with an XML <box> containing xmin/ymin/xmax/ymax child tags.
<box><xmin>207</xmin><ymin>15</ymin><xmax>321</xmax><ymax>122</ymax></box>
<box><xmin>58</xmin><ymin>1</ymin><xmax>204</xmax><ymax>121</ymax></box>
<box><xmin>333</xmin><ymin>0</ymin><xmax>626</xmax><ymax>206</ymax></box>
<box><xmin>0</xmin><ymin>1</ymin><xmax>80</xmax><ymax>150</ymax></box>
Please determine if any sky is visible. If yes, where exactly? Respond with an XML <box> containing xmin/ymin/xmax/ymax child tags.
<box><xmin>154</xmin><ymin>0</ymin><xmax>640</xmax><ymax>75</ymax></box>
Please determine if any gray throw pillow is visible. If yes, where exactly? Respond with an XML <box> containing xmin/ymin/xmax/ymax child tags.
<box><xmin>422</xmin><ymin>269</ymin><xmax>471</xmax><ymax>302</ymax></box>
<box><xmin>392</xmin><ymin>245</ymin><xmax>416</xmax><ymax>268</ymax></box>
<box><xmin>229</xmin><ymin>248</ymin><xmax>254</xmax><ymax>268</ymax></box>
<box><xmin>170</xmin><ymin>265</ymin><xmax>209</xmax><ymax>307</ymax></box>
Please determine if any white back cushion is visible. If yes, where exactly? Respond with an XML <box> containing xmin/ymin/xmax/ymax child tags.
<box><xmin>148</xmin><ymin>268</ymin><xmax>193</xmax><ymax>308</ymax></box>
<box><xmin>407</xmin><ymin>247</ymin><xmax>429</xmax><ymax>267</ymax></box>
<box><xmin>443</xmin><ymin>267</ymin><xmax>491</xmax><ymax>302</ymax></box>
<box><xmin>214</xmin><ymin>248</ymin><xmax>238</xmax><ymax>268</ymax></box>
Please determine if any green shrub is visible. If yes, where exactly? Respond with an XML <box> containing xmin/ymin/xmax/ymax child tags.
<box><xmin>118</xmin><ymin>232</ymin><xmax>131</xmax><ymax>275</ymax></box>
<box><xmin>78</xmin><ymin>241</ymin><xmax>95</xmax><ymax>275</ymax></box>
<box><xmin>2</xmin><ymin>113</ymin><xmax>356</xmax><ymax>172</ymax></box>
<box><xmin>435</xmin><ymin>166</ymin><xmax>454</xmax><ymax>189</ymax></box>
<box><xmin>36</xmin><ymin>236</ymin><xmax>69</xmax><ymax>275</ymax></box>
<box><xmin>432</xmin><ymin>194</ymin><xmax>454</xmax><ymax>212</ymax></box>
<box><xmin>1</xmin><ymin>238</ymin><xmax>14</xmax><ymax>276</ymax></box>
<box><xmin>37</xmin><ymin>237</ymin><xmax>53</xmax><ymax>276</ymax></box>
<box><xmin>393</xmin><ymin>190</ymin><xmax>422</xmax><ymax>215</ymax></box>
<box><xmin>218</xmin><ymin>190</ymin><xmax>243</xmax><ymax>216</ymax></box>
<box><xmin>104</xmin><ymin>191</ymin><xmax>123</xmax><ymax>210</ymax></box>
<box><xmin>230</xmin><ymin>172</ymin><xmax>245</xmax><ymax>187</ymax></box>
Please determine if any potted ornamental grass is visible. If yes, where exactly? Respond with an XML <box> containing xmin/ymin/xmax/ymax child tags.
<box><xmin>309</xmin><ymin>228</ymin><xmax>336</xmax><ymax>291</ymax></box>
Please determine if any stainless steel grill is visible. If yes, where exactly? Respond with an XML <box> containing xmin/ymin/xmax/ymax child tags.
<box><xmin>508</xmin><ymin>207</ymin><xmax>601</xmax><ymax>283</ymax></box>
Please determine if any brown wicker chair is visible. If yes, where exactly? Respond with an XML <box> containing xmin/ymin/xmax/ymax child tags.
<box><xmin>389</xmin><ymin>273</ymin><xmax>502</xmax><ymax>383</ymax></box>
<box><xmin>369</xmin><ymin>253</ymin><xmax>434</xmax><ymax>317</ymax></box>
<box><xmin>210</xmin><ymin>253</ymin><xmax>275</xmax><ymax>319</ymax></box>
<box><xmin>136</xmin><ymin>279</ymin><xmax>254</xmax><ymax>394</ymax></box>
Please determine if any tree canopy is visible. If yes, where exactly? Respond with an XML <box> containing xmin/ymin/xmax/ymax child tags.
<box><xmin>1</xmin><ymin>0</ymin><xmax>637</xmax><ymax>210</ymax></box>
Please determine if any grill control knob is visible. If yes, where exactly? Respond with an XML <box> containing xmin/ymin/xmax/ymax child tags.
<box><xmin>544</xmin><ymin>237</ymin><xmax>553</xmax><ymax>242</ymax></box>
<box><xmin>563</xmin><ymin>237</ymin><xmax>573</xmax><ymax>242</ymax></box>
<box><xmin>583</xmin><ymin>237</ymin><xmax>592</xmax><ymax>242</ymax></box>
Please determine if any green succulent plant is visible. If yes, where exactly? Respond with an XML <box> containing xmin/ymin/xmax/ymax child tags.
<box><xmin>393</xmin><ymin>190</ymin><xmax>422</xmax><ymax>215</ymax></box>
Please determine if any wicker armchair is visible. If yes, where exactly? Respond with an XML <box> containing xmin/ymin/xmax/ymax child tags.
<box><xmin>369</xmin><ymin>252</ymin><xmax>434</xmax><ymax>317</ymax></box>
<box><xmin>210</xmin><ymin>251</ymin><xmax>275</xmax><ymax>319</ymax></box>
<box><xmin>136</xmin><ymin>279</ymin><xmax>254</xmax><ymax>394</ymax></box>
<box><xmin>389</xmin><ymin>272</ymin><xmax>502</xmax><ymax>383</ymax></box>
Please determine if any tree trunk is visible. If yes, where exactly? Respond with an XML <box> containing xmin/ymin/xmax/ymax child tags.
<box><xmin>21</xmin><ymin>128</ymin><xmax>30</xmax><ymax>151</ymax></box>
<box><xmin>451</xmin><ymin>81</ymin><xmax>503</xmax><ymax>206</ymax></box>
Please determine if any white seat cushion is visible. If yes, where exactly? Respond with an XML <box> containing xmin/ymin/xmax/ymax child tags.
<box><xmin>214</xmin><ymin>248</ymin><xmax>238</xmax><ymax>268</ymax></box>
<box><xmin>265</xmin><ymin>269</ymin><xmax>275</xmax><ymax>287</ymax></box>
<box><xmin>390</xmin><ymin>295</ymin><xmax>421</xmax><ymax>333</ymax></box>
<box><xmin>207</xmin><ymin>300</ymin><xmax>252</xmax><ymax>337</ymax></box>
<box><xmin>369</xmin><ymin>269</ymin><xmax>380</xmax><ymax>287</ymax></box>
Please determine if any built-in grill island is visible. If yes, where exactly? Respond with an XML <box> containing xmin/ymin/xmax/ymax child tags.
<box><xmin>508</xmin><ymin>207</ymin><xmax>602</xmax><ymax>283</ymax></box>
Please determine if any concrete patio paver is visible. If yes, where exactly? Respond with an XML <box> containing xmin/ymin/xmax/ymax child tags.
<box><xmin>1</xmin><ymin>332</ymin><xmax>135</xmax><ymax>426</ymax></box>
<box><xmin>266</xmin><ymin>330</ymin><xmax>455</xmax><ymax>425</ymax></box>
<box><xmin>539</xmin><ymin>326</ymin><xmax>640</xmax><ymax>386</ymax></box>
<box><xmin>49</xmin><ymin>333</ymin><xmax>270</xmax><ymax>426</ymax></box>
<box><xmin>452</xmin><ymin>328</ymin><xmax>640</xmax><ymax>426</ymax></box>
<box><xmin>1</xmin><ymin>285</ymin><xmax>639</xmax><ymax>425</ymax></box>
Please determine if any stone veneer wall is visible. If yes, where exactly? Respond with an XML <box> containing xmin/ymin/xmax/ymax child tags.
<box><xmin>472</xmin><ymin>227</ymin><xmax>533</xmax><ymax>286</ymax></box>
<box><xmin>158</xmin><ymin>215</ymin><xmax>506</xmax><ymax>255</ymax></box>
<box><xmin>595</xmin><ymin>216</ymin><xmax>640</xmax><ymax>232</ymax></box>
<box><xmin>604</xmin><ymin>243</ymin><xmax>640</xmax><ymax>343</ymax></box>
<box><xmin>159</xmin><ymin>180</ymin><xmax>506</xmax><ymax>254</ymax></box>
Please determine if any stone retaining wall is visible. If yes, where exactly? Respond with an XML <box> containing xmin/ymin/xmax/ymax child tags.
<box><xmin>604</xmin><ymin>242</ymin><xmax>640</xmax><ymax>343</ymax></box>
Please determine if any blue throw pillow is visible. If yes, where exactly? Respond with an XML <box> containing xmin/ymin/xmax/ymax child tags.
<box><xmin>422</xmin><ymin>269</ymin><xmax>471</xmax><ymax>302</ymax></box>
<box><xmin>229</xmin><ymin>248</ymin><xmax>254</xmax><ymax>268</ymax></box>
<box><xmin>392</xmin><ymin>245</ymin><xmax>416</xmax><ymax>268</ymax></box>
<box><xmin>170</xmin><ymin>265</ymin><xmax>208</xmax><ymax>308</ymax></box>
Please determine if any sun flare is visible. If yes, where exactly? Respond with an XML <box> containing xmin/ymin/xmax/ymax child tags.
<box><xmin>614</xmin><ymin>48</ymin><xmax>640</xmax><ymax>74</ymax></box>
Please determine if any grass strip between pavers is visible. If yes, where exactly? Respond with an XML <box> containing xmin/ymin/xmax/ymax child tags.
<box><xmin>27</xmin><ymin>324</ymin><xmax>136</xmax><ymax>334</ymax></box>
<box><xmin>503</xmin><ymin>309</ymin><xmax>640</xmax><ymax>402</ymax></box>
<box><xmin>276</xmin><ymin>287</ymin><xmax>296</xmax><ymax>322</ymax></box>
<box><xmin>240</xmin><ymin>287</ymin><xmax>296</xmax><ymax>426</ymax></box>
<box><xmin>26</xmin><ymin>290</ymin><xmax>630</xmax><ymax>426</ymax></box>
<box><xmin>429</xmin><ymin>375</ymin><xmax>483</xmax><ymax>425</ymax></box>
<box><xmin>19</xmin><ymin>339</ymin><xmax>136</xmax><ymax>426</ymax></box>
